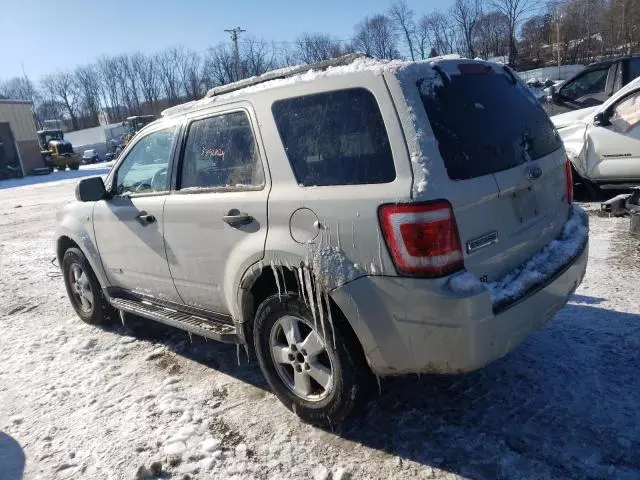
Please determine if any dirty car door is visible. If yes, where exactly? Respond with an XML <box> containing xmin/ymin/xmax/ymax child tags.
<box><xmin>93</xmin><ymin>125</ymin><xmax>182</xmax><ymax>301</ymax></box>
<box><xmin>163</xmin><ymin>107</ymin><xmax>269</xmax><ymax>315</ymax></box>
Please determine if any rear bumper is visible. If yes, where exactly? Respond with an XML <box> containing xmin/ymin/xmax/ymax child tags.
<box><xmin>331</xmin><ymin>211</ymin><xmax>589</xmax><ymax>376</ymax></box>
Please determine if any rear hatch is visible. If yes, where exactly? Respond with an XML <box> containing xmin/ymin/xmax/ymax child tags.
<box><xmin>408</xmin><ymin>61</ymin><xmax>570</xmax><ymax>282</ymax></box>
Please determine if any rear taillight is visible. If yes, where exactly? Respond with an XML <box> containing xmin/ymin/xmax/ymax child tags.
<box><xmin>378</xmin><ymin>201</ymin><xmax>464</xmax><ymax>277</ymax></box>
<box><xmin>565</xmin><ymin>159</ymin><xmax>573</xmax><ymax>204</ymax></box>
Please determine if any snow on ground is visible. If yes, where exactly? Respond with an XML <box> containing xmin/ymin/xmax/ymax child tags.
<box><xmin>0</xmin><ymin>174</ymin><xmax>639</xmax><ymax>479</ymax></box>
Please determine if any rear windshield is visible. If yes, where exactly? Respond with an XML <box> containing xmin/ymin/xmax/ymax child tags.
<box><xmin>272</xmin><ymin>88</ymin><xmax>395</xmax><ymax>186</ymax></box>
<box><xmin>418</xmin><ymin>71</ymin><xmax>562</xmax><ymax>180</ymax></box>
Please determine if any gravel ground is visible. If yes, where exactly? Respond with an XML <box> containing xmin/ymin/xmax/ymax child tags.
<box><xmin>0</xmin><ymin>168</ymin><xmax>639</xmax><ymax>480</ymax></box>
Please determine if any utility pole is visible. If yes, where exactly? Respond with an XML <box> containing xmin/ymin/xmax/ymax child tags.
<box><xmin>224</xmin><ymin>27</ymin><xmax>246</xmax><ymax>81</ymax></box>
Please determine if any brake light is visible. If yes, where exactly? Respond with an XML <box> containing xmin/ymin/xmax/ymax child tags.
<box><xmin>458</xmin><ymin>63</ymin><xmax>493</xmax><ymax>75</ymax></box>
<box><xmin>565</xmin><ymin>159</ymin><xmax>573</xmax><ymax>204</ymax></box>
<box><xmin>378</xmin><ymin>201</ymin><xmax>464</xmax><ymax>277</ymax></box>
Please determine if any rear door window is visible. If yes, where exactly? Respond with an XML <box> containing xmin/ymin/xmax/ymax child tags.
<box><xmin>418</xmin><ymin>70</ymin><xmax>562</xmax><ymax>180</ymax></box>
<box><xmin>560</xmin><ymin>67</ymin><xmax>609</xmax><ymax>101</ymax></box>
<box><xmin>627</xmin><ymin>58</ymin><xmax>640</xmax><ymax>83</ymax></box>
<box><xmin>179</xmin><ymin>111</ymin><xmax>264</xmax><ymax>190</ymax></box>
<box><xmin>272</xmin><ymin>88</ymin><xmax>396</xmax><ymax>186</ymax></box>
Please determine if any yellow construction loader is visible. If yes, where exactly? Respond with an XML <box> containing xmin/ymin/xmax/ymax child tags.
<box><xmin>37</xmin><ymin>129</ymin><xmax>81</xmax><ymax>171</ymax></box>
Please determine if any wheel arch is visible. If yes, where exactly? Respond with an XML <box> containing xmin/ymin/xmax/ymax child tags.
<box><xmin>236</xmin><ymin>262</ymin><xmax>370</xmax><ymax>370</ymax></box>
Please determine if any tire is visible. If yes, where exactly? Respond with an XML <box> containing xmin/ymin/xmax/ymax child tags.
<box><xmin>69</xmin><ymin>164</ymin><xmax>80</xmax><ymax>170</ymax></box>
<box><xmin>253</xmin><ymin>292</ymin><xmax>371</xmax><ymax>426</ymax></box>
<box><xmin>62</xmin><ymin>247</ymin><xmax>113</xmax><ymax>325</ymax></box>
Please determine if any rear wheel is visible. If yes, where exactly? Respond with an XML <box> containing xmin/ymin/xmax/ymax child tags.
<box><xmin>253</xmin><ymin>293</ymin><xmax>371</xmax><ymax>426</ymax></box>
<box><xmin>62</xmin><ymin>247</ymin><xmax>113</xmax><ymax>325</ymax></box>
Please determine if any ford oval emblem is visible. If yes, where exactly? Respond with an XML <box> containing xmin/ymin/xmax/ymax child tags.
<box><xmin>527</xmin><ymin>165</ymin><xmax>543</xmax><ymax>181</ymax></box>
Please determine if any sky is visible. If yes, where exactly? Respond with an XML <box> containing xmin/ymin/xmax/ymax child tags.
<box><xmin>0</xmin><ymin>0</ymin><xmax>452</xmax><ymax>81</ymax></box>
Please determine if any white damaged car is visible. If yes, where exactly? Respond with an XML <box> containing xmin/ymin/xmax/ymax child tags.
<box><xmin>553</xmin><ymin>76</ymin><xmax>640</xmax><ymax>196</ymax></box>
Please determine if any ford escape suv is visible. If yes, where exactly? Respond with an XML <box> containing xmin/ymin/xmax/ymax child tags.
<box><xmin>56</xmin><ymin>54</ymin><xmax>589</xmax><ymax>426</ymax></box>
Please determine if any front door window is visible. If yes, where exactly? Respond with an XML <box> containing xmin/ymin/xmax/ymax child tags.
<box><xmin>114</xmin><ymin>127</ymin><xmax>176</xmax><ymax>195</ymax></box>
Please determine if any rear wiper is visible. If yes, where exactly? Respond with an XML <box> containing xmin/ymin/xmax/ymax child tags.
<box><xmin>432</xmin><ymin>64</ymin><xmax>451</xmax><ymax>87</ymax></box>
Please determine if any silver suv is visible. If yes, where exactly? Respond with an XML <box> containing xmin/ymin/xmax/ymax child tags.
<box><xmin>56</xmin><ymin>55</ymin><xmax>589</xmax><ymax>426</ymax></box>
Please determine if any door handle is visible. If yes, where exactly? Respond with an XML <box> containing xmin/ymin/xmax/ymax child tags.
<box><xmin>222</xmin><ymin>211</ymin><xmax>253</xmax><ymax>226</ymax></box>
<box><xmin>136</xmin><ymin>211</ymin><xmax>156</xmax><ymax>226</ymax></box>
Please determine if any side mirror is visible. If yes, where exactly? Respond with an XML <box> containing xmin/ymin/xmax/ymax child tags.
<box><xmin>76</xmin><ymin>176</ymin><xmax>107</xmax><ymax>202</ymax></box>
<box><xmin>593</xmin><ymin>111</ymin><xmax>611</xmax><ymax>127</ymax></box>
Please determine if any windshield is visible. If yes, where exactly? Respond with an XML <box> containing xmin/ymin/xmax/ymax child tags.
<box><xmin>44</xmin><ymin>132</ymin><xmax>63</xmax><ymax>143</ymax></box>
<box><xmin>418</xmin><ymin>72</ymin><xmax>562</xmax><ymax>180</ymax></box>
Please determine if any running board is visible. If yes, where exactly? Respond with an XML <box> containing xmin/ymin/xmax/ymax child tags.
<box><xmin>110</xmin><ymin>297</ymin><xmax>238</xmax><ymax>343</ymax></box>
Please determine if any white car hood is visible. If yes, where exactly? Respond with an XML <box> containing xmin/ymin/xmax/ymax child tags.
<box><xmin>551</xmin><ymin>106</ymin><xmax>599</xmax><ymax>129</ymax></box>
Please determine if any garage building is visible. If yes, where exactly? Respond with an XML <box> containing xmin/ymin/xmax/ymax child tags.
<box><xmin>0</xmin><ymin>99</ymin><xmax>45</xmax><ymax>178</ymax></box>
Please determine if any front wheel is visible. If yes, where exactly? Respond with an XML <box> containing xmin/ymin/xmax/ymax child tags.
<box><xmin>253</xmin><ymin>293</ymin><xmax>371</xmax><ymax>426</ymax></box>
<box><xmin>62</xmin><ymin>247</ymin><xmax>113</xmax><ymax>325</ymax></box>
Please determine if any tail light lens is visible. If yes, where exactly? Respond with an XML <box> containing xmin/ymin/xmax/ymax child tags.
<box><xmin>565</xmin><ymin>159</ymin><xmax>573</xmax><ymax>204</ymax></box>
<box><xmin>378</xmin><ymin>200</ymin><xmax>464</xmax><ymax>277</ymax></box>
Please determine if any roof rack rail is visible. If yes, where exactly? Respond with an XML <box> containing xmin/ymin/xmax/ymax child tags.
<box><xmin>204</xmin><ymin>53</ymin><xmax>368</xmax><ymax>98</ymax></box>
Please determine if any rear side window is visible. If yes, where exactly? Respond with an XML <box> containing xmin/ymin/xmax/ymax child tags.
<box><xmin>180</xmin><ymin>111</ymin><xmax>264</xmax><ymax>190</ymax></box>
<box><xmin>419</xmin><ymin>71</ymin><xmax>562</xmax><ymax>180</ymax></box>
<box><xmin>627</xmin><ymin>58</ymin><xmax>640</xmax><ymax>83</ymax></box>
<box><xmin>561</xmin><ymin>67</ymin><xmax>609</xmax><ymax>100</ymax></box>
<box><xmin>272</xmin><ymin>88</ymin><xmax>395</xmax><ymax>186</ymax></box>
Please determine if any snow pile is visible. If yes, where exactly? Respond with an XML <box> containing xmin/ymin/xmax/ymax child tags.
<box><xmin>449</xmin><ymin>206</ymin><xmax>588</xmax><ymax>307</ymax></box>
<box><xmin>488</xmin><ymin>205</ymin><xmax>588</xmax><ymax>306</ymax></box>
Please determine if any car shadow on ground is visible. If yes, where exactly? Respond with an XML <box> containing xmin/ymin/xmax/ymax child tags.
<box><xmin>114</xmin><ymin>302</ymin><xmax>640</xmax><ymax>479</ymax></box>
<box><xmin>0</xmin><ymin>432</ymin><xmax>25</xmax><ymax>480</ymax></box>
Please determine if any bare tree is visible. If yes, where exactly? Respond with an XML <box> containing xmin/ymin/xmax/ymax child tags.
<box><xmin>131</xmin><ymin>53</ymin><xmax>160</xmax><ymax>112</ymax></box>
<box><xmin>452</xmin><ymin>0</ymin><xmax>483</xmax><ymax>58</ymax></box>
<box><xmin>423</xmin><ymin>11</ymin><xmax>458</xmax><ymax>55</ymax></box>
<box><xmin>489</xmin><ymin>0</ymin><xmax>535</xmax><ymax>66</ymax></box>
<box><xmin>0</xmin><ymin>76</ymin><xmax>39</xmax><ymax>104</ymax></box>
<box><xmin>203</xmin><ymin>44</ymin><xmax>237</xmax><ymax>86</ymax></box>
<box><xmin>41</xmin><ymin>72</ymin><xmax>80</xmax><ymax>130</ymax></box>
<box><xmin>389</xmin><ymin>1</ymin><xmax>417</xmax><ymax>60</ymax></box>
<box><xmin>156</xmin><ymin>48</ymin><xmax>182</xmax><ymax>104</ymax></box>
<box><xmin>296</xmin><ymin>33</ymin><xmax>345</xmax><ymax>63</ymax></box>
<box><xmin>353</xmin><ymin>14</ymin><xmax>401</xmax><ymax>59</ymax></box>
<box><xmin>474</xmin><ymin>11</ymin><xmax>510</xmax><ymax>59</ymax></box>
<box><xmin>74</xmin><ymin>64</ymin><xmax>102</xmax><ymax>126</ymax></box>
<box><xmin>241</xmin><ymin>38</ymin><xmax>277</xmax><ymax>77</ymax></box>
<box><xmin>97</xmin><ymin>56</ymin><xmax>123</xmax><ymax>122</ymax></box>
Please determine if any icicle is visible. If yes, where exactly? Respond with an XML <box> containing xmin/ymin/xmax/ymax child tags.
<box><xmin>280</xmin><ymin>266</ymin><xmax>288</xmax><ymax>294</ymax></box>
<box><xmin>352</xmin><ymin>223</ymin><xmax>356</xmax><ymax>248</ymax></box>
<box><xmin>243</xmin><ymin>344</ymin><xmax>250</xmax><ymax>362</ymax></box>
<box><xmin>297</xmin><ymin>268</ymin><xmax>308</xmax><ymax>307</ymax></box>
<box><xmin>119</xmin><ymin>310</ymin><xmax>126</xmax><ymax>327</ymax></box>
<box><xmin>323</xmin><ymin>291</ymin><xmax>336</xmax><ymax>349</ymax></box>
<box><xmin>236</xmin><ymin>344</ymin><xmax>241</xmax><ymax>366</ymax></box>
<box><xmin>376</xmin><ymin>375</ymin><xmax>382</xmax><ymax>395</ymax></box>
<box><xmin>378</xmin><ymin>232</ymin><xmax>384</xmax><ymax>274</ymax></box>
<box><xmin>314</xmin><ymin>275</ymin><xmax>327</xmax><ymax>343</ymax></box>
<box><xmin>294</xmin><ymin>267</ymin><xmax>302</xmax><ymax>298</ymax></box>
<box><xmin>336</xmin><ymin>223</ymin><xmax>341</xmax><ymax>250</ymax></box>
<box><xmin>188</xmin><ymin>332</ymin><xmax>193</xmax><ymax>343</ymax></box>
<box><xmin>303</xmin><ymin>268</ymin><xmax>318</xmax><ymax>330</ymax></box>
<box><xmin>271</xmin><ymin>261</ymin><xmax>282</xmax><ymax>300</ymax></box>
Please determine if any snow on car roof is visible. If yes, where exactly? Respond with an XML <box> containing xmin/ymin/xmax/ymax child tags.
<box><xmin>161</xmin><ymin>55</ymin><xmax>465</xmax><ymax>118</ymax></box>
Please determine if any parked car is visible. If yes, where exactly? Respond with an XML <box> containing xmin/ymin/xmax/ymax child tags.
<box><xmin>552</xmin><ymin>76</ymin><xmax>640</xmax><ymax>195</ymax></box>
<box><xmin>82</xmin><ymin>149</ymin><xmax>99</xmax><ymax>164</ymax></box>
<box><xmin>56</xmin><ymin>55</ymin><xmax>588</xmax><ymax>426</ymax></box>
<box><xmin>546</xmin><ymin>55</ymin><xmax>640</xmax><ymax>115</ymax></box>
